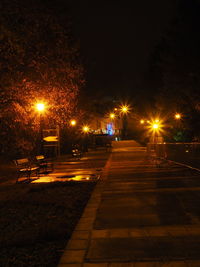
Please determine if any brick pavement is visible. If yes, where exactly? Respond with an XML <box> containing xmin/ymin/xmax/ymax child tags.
<box><xmin>58</xmin><ymin>141</ymin><xmax>200</xmax><ymax>267</ymax></box>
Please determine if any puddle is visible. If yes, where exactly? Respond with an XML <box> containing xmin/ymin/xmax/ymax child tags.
<box><xmin>31</xmin><ymin>174</ymin><xmax>100</xmax><ymax>183</ymax></box>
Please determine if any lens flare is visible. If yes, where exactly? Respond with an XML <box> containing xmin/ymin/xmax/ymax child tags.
<box><xmin>82</xmin><ymin>125</ymin><xmax>89</xmax><ymax>133</ymax></box>
<box><xmin>120</xmin><ymin>104</ymin><xmax>130</xmax><ymax>114</ymax></box>
<box><xmin>36</xmin><ymin>103</ymin><xmax>45</xmax><ymax>112</ymax></box>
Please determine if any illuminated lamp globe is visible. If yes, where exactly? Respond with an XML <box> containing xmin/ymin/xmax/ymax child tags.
<box><xmin>82</xmin><ymin>126</ymin><xmax>89</xmax><ymax>133</ymax></box>
<box><xmin>110</xmin><ymin>113</ymin><xmax>115</xmax><ymax>119</ymax></box>
<box><xmin>152</xmin><ymin>123</ymin><xmax>159</xmax><ymax>129</ymax></box>
<box><xmin>175</xmin><ymin>113</ymin><xmax>181</xmax><ymax>120</ymax></box>
<box><xmin>36</xmin><ymin>103</ymin><xmax>45</xmax><ymax>112</ymax></box>
<box><xmin>70</xmin><ymin>120</ymin><xmax>77</xmax><ymax>126</ymax></box>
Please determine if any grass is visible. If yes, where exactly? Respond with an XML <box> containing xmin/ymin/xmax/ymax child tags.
<box><xmin>0</xmin><ymin>181</ymin><xmax>96</xmax><ymax>266</ymax></box>
<box><xmin>0</xmin><ymin>148</ymin><xmax>110</xmax><ymax>266</ymax></box>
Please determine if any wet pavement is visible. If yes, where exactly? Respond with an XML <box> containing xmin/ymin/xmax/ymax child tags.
<box><xmin>58</xmin><ymin>140</ymin><xmax>200</xmax><ymax>267</ymax></box>
<box><xmin>1</xmin><ymin>149</ymin><xmax>110</xmax><ymax>185</ymax></box>
<box><xmin>31</xmin><ymin>150</ymin><xmax>109</xmax><ymax>183</ymax></box>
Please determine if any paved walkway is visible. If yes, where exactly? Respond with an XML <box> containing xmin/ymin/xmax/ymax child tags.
<box><xmin>58</xmin><ymin>141</ymin><xmax>200</xmax><ymax>267</ymax></box>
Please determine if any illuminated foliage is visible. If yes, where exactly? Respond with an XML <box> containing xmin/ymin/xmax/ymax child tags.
<box><xmin>0</xmin><ymin>0</ymin><xmax>84</xmax><ymax>157</ymax></box>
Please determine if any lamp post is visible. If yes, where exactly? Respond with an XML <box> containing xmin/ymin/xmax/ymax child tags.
<box><xmin>69</xmin><ymin>119</ymin><xmax>77</xmax><ymax>148</ymax></box>
<box><xmin>82</xmin><ymin>125</ymin><xmax>90</xmax><ymax>152</ymax></box>
<box><xmin>149</xmin><ymin>120</ymin><xmax>161</xmax><ymax>144</ymax></box>
<box><xmin>36</xmin><ymin>102</ymin><xmax>45</xmax><ymax>154</ymax></box>
<box><xmin>152</xmin><ymin>123</ymin><xmax>159</xmax><ymax>143</ymax></box>
<box><xmin>109</xmin><ymin>111</ymin><xmax>121</xmax><ymax>140</ymax></box>
<box><xmin>120</xmin><ymin>104</ymin><xmax>130</xmax><ymax>140</ymax></box>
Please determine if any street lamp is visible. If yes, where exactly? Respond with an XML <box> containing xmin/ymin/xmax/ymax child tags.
<box><xmin>120</xmin><ymin>104</ymin><xmax>130</xmax><ymax>114</ymax></box>
<box><xmin>152</xmin><ymin>123</ymin><xmax>159</xmax><ymax>130</ymax></box>
<box><xmin>174</xmin><ymin>113</ymin><xmax>181</xmax><ymax>120</ymax></box>
<box><xmin>36</xmin><ymin>103</ymin><xmax>45</xmax><ymax>112</ymax></box>
<box><xmin>69</xmin><ymin>119</ymin><xmax>77</xmax><ymax>151</ymax></box>
<box><xmin>36</xmin><ymin>102</ymin><xmax>45</xmax><ymax>154</ymax></box>
<box><xmin>109</xmin><ymin>113</ymin><xmax>116</xmax><ymax>119</ymax></box>
<box><xmin>82</xmin><ymin>125</ymin><xmax>89</xmax><ymax>133</ymax></box>
<box><xmin>70</xmin><ymin>119</ymin><xmax>77</xmax><ymax>126</ymax></box>
<box><xmin>149</xmin><ymin>120</ymin><xmax>162</xmax><ymax>143</ymax></box>
<box><xmin>150</xmin><ymin>119</ymin><xmax>161</xmax><ymax>132</ymax></box>
<box><xmin>82</xmin><ymin>125</ymin><xmax>90</xmax><ymax>152</ymax></box>
<box><xmin>119</xmin><ymin>104</ymin><xmax>130</xmax><ymax>139</ymax></box>
<box><xmin>152</xmin><ymin>122</ymin><xmax>159</xmax><ymax>144</ymax></box>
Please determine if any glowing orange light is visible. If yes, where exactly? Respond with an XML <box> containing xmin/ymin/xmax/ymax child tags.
<box><xmin>36</xmin><ymin>103</ymin><xmax>45</xmax><ymax>112</ymax></box>
<box><xmin>110</xmin><ymin>113</ymin><xmax>115</xmax><ymax>119</ymax></box>
<box><xmin>175</xmin><ymin>113</ymin><xmax>181</xmax><ymax>120</ymax></box>
<box><xmin>146</xmin><ymin>118</ymin><xmax>165</xmax><ymax>144</ymax></box>
<box><xmin>70</xmin><ymin>119</ymin><xmax>77</xmax><ymax>126</ymax></box>
<box><xmin>82</xmin><ymin>125</ymin><xmax>89</xmax><ymax>133</ymax></box>
<box><xmin>148</xmin><ymin>119</ymin><xmax>163</xmax><ymax>134</ymax></box>
<box><xmin>147</xmin><ymin>118</ymin><xmax>164</xmax><ymax>133</ymax></box>
<box><xmin>140</xmin><ymin>119</ymin><xmax>145</xmax><ymax>124</ymax></box>
<box><xmin>120</xmin><ymin>104</ymin><xmax>130</xmax><ymax>114</ymax></box>
<box><xmin>152</xmin><ymin>123</ymin><xmax>159</xmax><ymax>129</ymax></box>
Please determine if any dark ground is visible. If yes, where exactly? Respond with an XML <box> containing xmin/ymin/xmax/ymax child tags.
<box><xmin>0</xmin><ymin>149</ymin><xmax>110</xmax><ymax>267</ymax></box>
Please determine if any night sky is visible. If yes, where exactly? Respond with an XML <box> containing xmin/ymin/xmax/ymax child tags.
<box><xmin>67</xmin><ymin>0</ymin><xmax>178</xmax><ymax>99</ymax></box>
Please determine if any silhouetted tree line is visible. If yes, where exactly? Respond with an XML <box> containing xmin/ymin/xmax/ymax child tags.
<box><xmin>0</xmin><ymin>0</ymin><xmax>84</xmax><ymax>158</ymax></box>
<box><xmin>147</xmin><ymin>0</ymin><xmax>200</xmax><ymax>141</ymax></box>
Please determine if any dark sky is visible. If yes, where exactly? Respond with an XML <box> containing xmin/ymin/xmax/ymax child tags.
<box><xmin>67</xmin><ymin>0</ymin><xmax>178</xmax><ymax>98</ymax></box>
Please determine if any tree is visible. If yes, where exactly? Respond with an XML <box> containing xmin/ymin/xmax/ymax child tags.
<box><xmin>148</xmin><ymin>0</ymin><xmax>200</xmax><ymax>141</ymax></box>
<box><xmin>0</xmin><ymin>0</ymin><xmax>84</xmax><ymax>157</ymax></box>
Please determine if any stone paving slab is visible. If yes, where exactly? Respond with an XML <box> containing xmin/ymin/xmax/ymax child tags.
<box><xmin>86</xmin><ymin>236</ymin><xmax>200</xmax><ymax>262</ymax></box>
<box><xmin>89</xmin><ymin>225</ymin><xmax>200</xmax><ymax>238</ymax></box>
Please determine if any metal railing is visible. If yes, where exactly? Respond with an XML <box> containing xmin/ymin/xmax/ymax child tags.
<box><xmin>147</xmin><ymin>142</ymin><xmax>200</xmax><ymax>169</ymax></box>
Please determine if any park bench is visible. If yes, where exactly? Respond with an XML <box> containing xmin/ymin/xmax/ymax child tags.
<box><xmin>35</xmin><ymin>155</ymin><xmax>54</xmax><ymax>173</ymax></box>
<box><xmin>14</xmin><ymin>158</ymin><xmax>40</xmax><ymax>183</ymax></box>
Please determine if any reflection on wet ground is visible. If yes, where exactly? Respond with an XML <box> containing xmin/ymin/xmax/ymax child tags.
<box><xmin>31</xmin><ymin>172</ymin><xmax>100</xmax><ymax>183</ymax></box>
<box><xmin>0</xmin><ymin>149</ymin><xmax>109</xmax><ymax>185</ymax></box>
<box><xmin>30</xmin><ymin>152</ymin><xmax>106</xmax><ymax>183</ymax></box>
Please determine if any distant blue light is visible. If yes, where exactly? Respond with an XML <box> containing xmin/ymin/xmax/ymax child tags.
<box><xmin>107</xmin><ymin>123</ymin><xmax>114</xmax><ymax>135</ymax></box>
